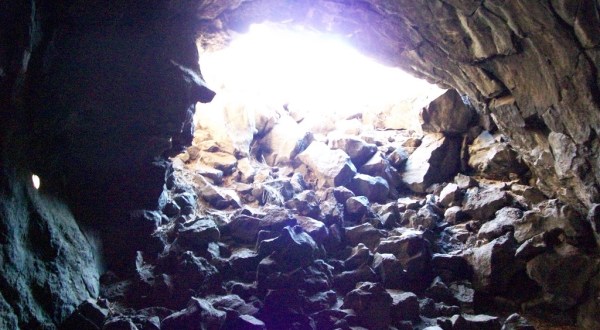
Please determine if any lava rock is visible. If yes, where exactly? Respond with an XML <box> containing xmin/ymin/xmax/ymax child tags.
<box><xmin>402</xmin><ymin>133</ymin><xmax>461</xmax><ymax>193</ymax></box>
<box><xmin>161</xmin><ymin>297</ymin><xmax>226</xmax><ymax>330</ymax></box>
<box><xmin>468</xmin><ymin>131</ymin><xmax>528</xmax><ymax>180</ymax></box>
<box><xmin>341</xmin><ymin>282</ymin><xmax>393</xmax><ymax>329</ymax></box>
<box><xmin>477</xmin><ymin>207</ymin><xmax>523</xmax><ymax>241</ymax></box>
<box><xmin>463</xmin><ymin>187</ymin><xmax>511</xmax><ymax>221</ymax></box>
<box><xmin>420</xmin><ymin>89</ymin><xmax>476</xmax><ymax>134</ymax></box>
<box><xmin>347</xmin><ymin>173</ymin><xmax>390</xmax><ymax>204</ymax></box>
<box><xmin>328</xmin><ymin>134</ymin><xmax>378</xmax><ymax>168</ymax></box>
<box><xmin>297</xmin><ymin>141</ymin><xmax>357</xmax><ymax>188</ymax></box>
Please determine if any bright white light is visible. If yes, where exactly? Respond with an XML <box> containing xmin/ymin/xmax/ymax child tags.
<box><xmin>199</xmin><ymin>23</ymin><xmax>444</xmax><ymax>129</ymax></box>
<box><xmin>31</xmin><ymin>174</ymin><xmax>41</xmax><ymax>190</ymax></box>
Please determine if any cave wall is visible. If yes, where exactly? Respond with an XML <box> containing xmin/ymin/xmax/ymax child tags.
<box><xmin>195</xmin><ymin>0</ymin><xmax>600</xmax><ymax>211</ymax></box>
<box><xmin>0</xmin><ymin>1</ymin><xmax>215</xmax><ymax>327</ymax></box>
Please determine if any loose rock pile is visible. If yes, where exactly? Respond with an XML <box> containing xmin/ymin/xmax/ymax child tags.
<box><xmin>62</xmin><ymin>90</ymin><xmax>599</xmax><ymax>329</ymax></box>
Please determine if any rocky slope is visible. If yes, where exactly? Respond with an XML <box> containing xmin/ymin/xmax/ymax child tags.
<box><xmin>59</xmin><ymin>90</ymin><xmax>599</xmax><ymax>329</ymax></box>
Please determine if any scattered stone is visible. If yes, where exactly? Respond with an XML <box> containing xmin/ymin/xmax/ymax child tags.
<box><xmin>161</xmin><ymin>297</ymin><xmax>226</xmax><ymax>330</ymax></box>
<box><xmin>345</xmin><ymin>196</ymin><xmax>370</xmax><ymax>221</ymax></box>
<box><xmin>199</xmin><ymin>151</ymin><xmax>238</xmax><ymax>175</ymax></box>
<box><xmin>328</xmin><ymin>134</ymin><xmax>377</xmax><ymax>168</ymax></box>
<box><xmin>468</xmin><ymin>131</ymin><xmax>528</xmax><ymax>180</ymax></box>
<box><xmin>200</xmin><ymin>184</ymin><xmax>242</xmax><ymax>209</ymax></box>
<box><xmin>501</xmin><ymin>313</ymin><xmax>535</xmax><ymax>330</ymax></box>
<box><xmin>463</xmin><ymin>187</ymin><xmax>511</xmax><ymax>221</ymax></box>
<box><xmin>478</xmin><ymin>207</ymin><xmax>523</xmax><ymax>241</ymax></box>
<box><xmin>439</xmin><ymin>183</ymin><xmax>461</xmax><ymax>207</ymax></box>
<box><xmin>296</xmin><ymin>215</ymin><xmax>328</xmax><ymax>245</ymax></box>
<box><xmin>341</xmin><ymin>282</ymin><xmax>393</xmax><ymax>329</ymax></box>
<box><xmin>285</xmin><ymin>190</ymin><xmax>320</xmax><ymax>218</ymax></box>
<box><xmin>450</xmin><ymin>313</ymin><xmax>501</xmax><ymax>330</ymax></box>
<box><xmin>402</xmin><ymin>133</ymin><xmax>461</xmax><ymax>193</ymax></box>
<box><xmin>260</xmin><ymin>114</ymin><xmax>312</xmax><ymax>166</ymax></box>
<box><xmin>346</xmin><ymin>173</ymin><xmax>390</xmax><ymax>204</ymax></box>
<box><xmin>359</xmin><ymin>152</ymin><xmax>401</xmax><ymax>191</ymax></box>
<box><xmin>372</xmin><ymin>253</ymin><xmax>405</xmax><ymax>288</ymax></box>
<box><xmin>388</xmin><ymin>147</ymin><xmax>409</xmax><ymax>169</ymax></box>
<box><xmin>345</xmin><ymin>223</ymin><xmax>384</xmax><ymax>251</ymax></box>
<box><xmin>454</xmin><ymin>173</ymin><xmax>478</xmax><ymax>189</ymax></box>
<box><xmin>195</xmin><ymin>165</ymin><xmax>224</xmax><ymax>185</ymax></box>
<box><xmin>297</xmin><ymin>141</ymin><xmax>357</xmax><ymax>188</ymax></box>
<box><xmin>344</xmin><ymin>243</ymin><xmax>374</xmax><ymax>270</ymax></box>
<box><xmin>444</xmin><ymin>206</ymin><xmax>470</xmax><ymax>225</ymax></box>
<box><xmin>420</xmin><ymin>89</ymin><xmax>476</xmax><ymax>134</ymax></box>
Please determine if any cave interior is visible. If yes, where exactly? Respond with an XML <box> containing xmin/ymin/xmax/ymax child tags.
<box><xmin>2</xmin><ymin>1</ymin><xmax>600</xmax><ymax>329</ymax></box>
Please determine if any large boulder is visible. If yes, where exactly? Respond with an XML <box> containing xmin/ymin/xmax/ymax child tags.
<box><xmin>420</xmin><ymin>89</ymin><xmax>476</xmax><ymax>134</ymax></box>
<box><xmin>468</xmin><ymin>131</ymin><xmax>528</xmax><ymax>180</ymax></box>
<box><xmin>402</xmin><ymin>133</ymin><xmax>461</xmax><ymax>193</ymax></box>
<box><xmin>259</xmin><ymin>114</ymin><xmax>313</xmax><ymax>166</ymax></box>
<box><xmin>346</xmin><ymin>174</ymin><xmax>390</xmax><ymax>204</ymax></box>
<box><xmin>328</xmin><ymin>134</ymin><xmax>377</xmax><ymax>168</ymax></box>
<box><xmin>296</xmin><ymin>141</ymin><xmax>357</xmax><ymax>188</ymax></box>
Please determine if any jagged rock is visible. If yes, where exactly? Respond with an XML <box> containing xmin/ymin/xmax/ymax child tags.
<box><xmin>449</xmin><ymin>281</ymin><xmax>475</xmax><ymax>313</ymax></box>
<box><xmin>439</xmin><ymin>183</ymin><xmax>461</xmax><ymax>207</ymax></box>
<box><xmin>345</xmin><ymin>223</ymin><xmax>384</xmax><ymax>250</ymax></box>
<box><xmin>328</xmin><ymin>134</ymin><xmax>377</xmax><ymax>168</ymax></box>
<box><xmin>162</xmin><ymin>297</ymin><xmax>226</xmax><ymax>330</ymax></box>
<box><xmin>468</xmin><ymin>131</ymin><xmax>528</xmax><ymax>180</ymax></box>
<box><xmin>425</xmin><ymin>276</ymin><xmax>456</xmax><ymax>305</ymax></box>
<box><xmin>60</xmin><ymin>299</ymin><xmax>109</xmax><ymax>330</ymax></box>
<box><xmin>198</xmin><ymin>151</ymin><xmax>238</xmax><ymax>175</ymax></box>
<box><xmin>463</xmin><ymin>187</ymin><xmax>511</xmax><ymax>221</ymax></box>
<box><xmin>501</xmin><ymin>313</ymin><xmax>535</xmax><ymax>330</ymax></box>
<box><xmin>229</xmin><ymin>248</ymin><xmax>261</xmax><ymax>278</ymax></box>
<box><xmin>319</xmin><ymin>191</ymin><xmax>344</xmax><ymax>226</ymax></box>
<box><xmin>359</xmin><ymin>152</ymin><xmax>401</xmax><ymax>192</ymax></box>
<box><xmin>346</xmin><ymin>173</ymin><xmax>390</xmax><ymax>204</ymax></box>
<box><xmin>236</xmin><ymin>157</ymin><xmax>256</xmax><ymax>183</ymax></box>
<box><xmin>333</xmin><ymin>264</ymin><xmax>378</xmax><ymax>294</ymax></box>
<box><xmin>402</xmin><ymin>133</ymin><xmax>461</xmax><ymax>193</ymax></box>
<box><xmin>376</xmin><ymin>230</ymin><xmax>432</xmax><ymax>289</ymax></box>
<box><xmin>257</xmin><ymin>226</ymin><xmax>319</xmax><ymax>271</ymax></box>
<box><xmin>464</xmin><ymin>233</ymin><xmax>522</xmax><ymax>294</ymax></box>
<box><xmin>509</xmin><ymin>184</ymin><xmax>546</xmax><ymax>207</ymax></box>
<box><xmin>176</xmin><ymin>217</ymin><xmax>221</xmax><ymax>250</ymax></box>
<box><xmin>285</xmin><ymin>190</ymin><xmax>320</xmax><ymax>218</ymax></box>
<box><xmin>444</xmin><ymin>206</ymin><xmax>470</xmax><ymax>225</ymax></box>
<box><xmin>397</xmin><ymin>197</ymin><xmax>422</xmax><ymax>210</ymax></box>
<box><xmin>200</xmin><ymin>184</ymin><xmax>242</xmax><ymax>209</ymax></box>
<box><xmin>103</xmin><ymin>317</ymin><xmax>139</xmax><ymax>330</ymax></box>
<box><xmin>345</xmin><ymin>196</ymin><xmax>370</xmax><ymax>221</ymax></box>
<box><xmin>259</xmin><ymin>288</ymin><xmax>314</xmax><ymax>329</ymax></box>
<box><xmin>228</xmin><ymin>314</ymin><xmax>266</xmax><ymax>330</ymax></box>
<box><xmin>454</xmin><ymin>173</ymin><xmax>478</xmax><ymax>189</ymax></box>
<box><xmin>372</xmin><ymin>253</ymin><xmax>405</xmax><ymax>288</ymax></box>
<box><xmin>420</xmin><ymin>89</ymin><xmax>475</xmax><ymax>134</ymax></box>
<box><xmin>296</xmin><ymin>141</ymin><xmax>357</xmax><ymax>188</ymax></box>
<box><xmin>388</xmin><ymin>147</ymin><xmax>410</xmax><ymax>169</ymax></box>
<box><xmin>173</xmin><ymin>191</ymin><xmax>197</xmax><ymax>215</ymax></box>
<box><xmin>195</xmin><ymin>165</ymin><xmax>223</xmax><ymax>185</ymax></box>
<box><xmin>341</xmin><ymin>282</ymin><xmax>393</xmax><ymax>330</ymax></box>
<box><xmin>513</xmin><ymin>199</ymin><xmax>591</xmax><ymax>244</ymax></box>
<box><xmin>478</xmin><ymin>207</ymin><xmax>523</xmax><ymax>241</ymax></box>
<box><xmin>296</xmin><ymin>215</ymin><xmax>329</xmax><ymax>245</ymax></box>
<box><xmin>526</xmin><ymin>243</ymin><xmax>599</xmax><ymax>310</ymax></box>
<box><xmin>344</xmin><ymin>243</ymin><xmax>374</xmax><ymax>270</ymax></box>
<box><xmin>431</xmin><ymin>254</ymin><xmax>472</xmax><ymax>282</ymax></box>
<box><xmin>333</xmin><ymin>186</ymin><xmax>355</xmax><ymax>203</ymax></box>
<box><xmin>227</xmin><ymin>215</ymin><xmax>261</xmax><ymax>243</ymax></box>
<box><xmin>388</xmin><ymin>290</ymin><xmax>419</xmax><ymax>322</ymax></box>
<box><xmin>259</xmin><ymin>113</ymin><xmax>312</xmax><ymax>166</ymax></box>
<box><xmin>413</xmin><ymin>203</ymin><xmax>442</xmax><ymax>230</ymax></box>
<box><xmin>450</xmin><ymin>314</ymin><xmax>501</xmax><ymax>330</ymax></box>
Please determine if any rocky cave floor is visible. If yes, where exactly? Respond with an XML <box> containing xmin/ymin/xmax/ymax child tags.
<box><xmin>61</xmin><ymin>92</ymin><xmax>596</xmax><ymax>330</ymax></box>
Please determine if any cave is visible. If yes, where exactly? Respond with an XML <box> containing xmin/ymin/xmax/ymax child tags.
<box><xmin>2</xmin><ymin>1</ymin><xmax>600</xmax><ymax>329</ymax></box>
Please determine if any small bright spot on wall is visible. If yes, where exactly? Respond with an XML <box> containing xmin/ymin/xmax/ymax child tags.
<box><xmin>198</xmin><ymin>23</ymin><xmax>444</xmax><ymax>132</ymax></box>
<box><xmin>31</xmin><ymin>174</ymin><xmax>41</xmax><ymax>190</ymax></box>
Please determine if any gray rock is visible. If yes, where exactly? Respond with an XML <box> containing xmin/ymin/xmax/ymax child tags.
<box><xmin>296</xmin><ymin>141</ymin><xmax>357</xmax><ymax>188</ymax></box>
<box><xmin>465</xmin><ymin>233</ymin><xmax>522</xmax><ymax>294</ymax></box>
<box><xmin>199</xmin><ymin>151</ymin><xmax>238</xmax><ymax>175</ymax></box>
<box><xmin>345</xmin><ymin>196</ymin><xmax>370</xmax><ymax>221</ymax></box>
<box><xmin>345</xmin><ymin>223</ymin><xmax>384</xmax><ymax>250</ymax></box>
<box><xmin>450</xmin><ymin>313</ymin><xmax>501</xmax><ymax>330</ymax></box>
<box><xmin>296</xmin><ymin>215</ymin><xmax>329</xmax><ymax>245</ymax></box>
<box><xmin>501</xmin><ymin>313</ymin><xmax>535</xmax><ymax>330</ymax></box>
<box><xmin>341</xmin><ymin>282</ymin><xmax>393</xmax><ymax>330</ymax></box>
<box><xmin>463</xmin><ymin>187</ymin><xmax>511</xmax><ymax>221</ymax></box>
<box><xmin>359</xmin><ymin>152</ymin><xmax>402</xmax><ymax>192</ymax></box>
<box><xmin>478</xmin><ymin>207</ymin><xmax>523</xmax><ymax>241</ymax></box>
<box><xmin>444</xmin><ymin>206</ymin><xmax>470</xmax><ymax>225</ymax></box>
<box><xmin>376</xmin><ymin>230</ymin><xmax>432</xmax><ymax>289</ymax></box>
<box><xmin>389</xmin><ymin>290</ymin><xmax>420</xmax><ymax>322</ymax></box>
<box><xmin>468</xmin><ymin>131</ymin><xmax>528</xmax><ymax>180</ymax></box>
<box><xmin>162</xmin><ymin>297</ymin><xmax>226</xmax><ymax>330</ymax></box>
<box><xmin>420</xmin><ymin>89</ymin><xmax>476</xmax><ymax>134</ymax></box>
<box><xmin>260</xmin><ymin>114</ymin><xmax>312</xmax><ymax>166</ymax></box>
<box><xmin>328</xmin><ymin>134</ymin><xmax>377</xmax><ymax>168</ymax></box>
<box><xmin>402</xmin><ymin>133</ymin><xmax>461</xmax><ymax>193</ymax></box>
<box><xmin>439</xmin><ymin>183</ymin><xmax>461</xmax><ymax>207</ymax></box>
<box><xmin>346</xmin><ymin>173</ymin><xmax>390</xmax><ymax>204</ymax></box>
<box><xmin>200</xmin><ymin>184</ymin><xmax>242</xmax><ymax>209</ymax></box>
<box><xmin>372</xmin><ymin>253</ymin><xmax>405</xmax><ymax>288</ymax></box>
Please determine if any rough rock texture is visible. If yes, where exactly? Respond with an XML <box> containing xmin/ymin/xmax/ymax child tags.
<box><xmin>420</xmin><ymin>89</ymin><xmax>475</xmax><ymax>134</ymax></box>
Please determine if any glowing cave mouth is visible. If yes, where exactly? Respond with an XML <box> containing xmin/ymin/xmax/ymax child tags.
<box><xmin>197</xmin><ymin>23</ymin><xmax>444</xmax><ymax>131</ymax></box>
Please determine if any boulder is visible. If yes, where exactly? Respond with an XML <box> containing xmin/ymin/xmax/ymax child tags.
<box><xmin>296</xmin><ymin>141</ymin><xmax>357</xmax><ymax>188</ymax></box>
<box><xmin>468</xmin><ymin>131</ymin><xmax>528</xmax><ymax>180</ymax></box>
<box><xmin>372</xmin><ymin>253</ymin><xmax>405</xmax><ymax>288</ymax></box>
<box><xmin>198</xmin><ymin>151</ymin><xmax>237</xmax><ymax>175</ymax></box>
<box><xmin>376</xmin><ymin>230</ymin><xmax>432</xmax><ymax>289</ymax></box>
<box><xmin>328</xmin><ymin>134</ymin><xmax>377</xmax><ymax>168</ymax></box>
<box><xmin>450</xmin><ymin>314</ymin><xmax>501</xmax><ymax>330</ymax></box>
<box><xmin>259</xmin><ymin>114</ymin><xmax>312</xmax><ymax>166</ymax></box>
<box><xmin>162</xmin><ymin>297</ymin><xmax>226</xmax><ymax>330</ymax></box>
<box><xmin>389</xmin><ymin>290</ymin><xmax>420</xmax><ymax>322</ymax></box>
<box><xmin>346</xmin><ymin>174</ymin><xmax>390</xmax><ymax>204</ymax></box>
<box><xmin>501</xmin><ymin>313</ymin><xmax>535</xmax><ymax>330</ymax></box>
<box><xmin>465</xmin><ymin>233</ymin><xmax>522</xmax><ymax>294</ymax></box>
<box><xmin>478</xmin><ymin>207</ymin><xmax>523</xmax><ymax>241</ymax></box>
<box><xmin>345</xmin><ymin>196</ymin><xmax>370</xmax><ymax>221</ymax></box>
<box><xmin>439</xmin><ymin>183</ymin><xmax>461</xmax><ymax>207</ymax></box>
<box><xmin>200</xmin><ymin>184</ymin><xmax>242</xmax><ymax>209</ymax></box>
<box><xmin>526</xmin><ymin>244</ymin><xmax>599</xmax><ymax>310</ymax></box>
<box><xmin>402</xmin><ymin>133</ymin><xmax>461</xmax><ymax>193</ymax></box>
<box><xmin>296</xmin><ymin>216</ymin><xmax>329</xmax><ymax>245</ymax></box>
<box><xmin>341</xmin><ymin>282</ymin><xmax>393</xmax><ymax>330</ymax></box>
<box><xmin>420</xmin><ymin>89</ymin><xmax>475</xmax><ymax>134</ymax></box>
<box><xmin>257</xmin><ymin>226</ymin><xmax>319</xmax><ymax>271</ymax></box>
<box><xmin>344</xmin><ymin>223</ymin><xmax>384</xmax><ymax>250</ymax></box>
<box><xmin>359</xmin><ymin>152</ymin><xmax>402</xmax><ymax>191</ymax></box>
<box><xmin>463</xmin><ymin>187</ymin><xmax>511</xmax><ymax>221</ymax></box>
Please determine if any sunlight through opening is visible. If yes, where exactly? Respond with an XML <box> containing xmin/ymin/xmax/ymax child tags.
<box><xmin>196</xmin><ymin>23</ymin><xmax>445</xmax><ymax>138</ymax></box>
<box><xmin>31</xmin><ymin>174</ymin><xmax>41</xmax><ymax>190</ymax></box>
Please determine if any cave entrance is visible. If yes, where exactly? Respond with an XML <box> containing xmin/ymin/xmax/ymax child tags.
<box><xmin>186</xmin><ymin>23</ymin><xmax>444</xmax><ymax>165</ymax></box>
